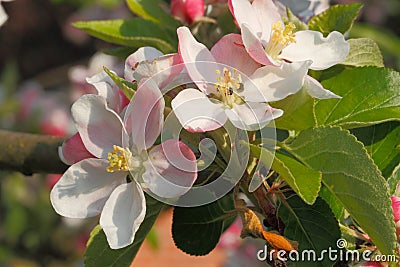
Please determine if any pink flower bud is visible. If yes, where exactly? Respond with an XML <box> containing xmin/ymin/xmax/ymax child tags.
<box><xmin>171</xmin><ymin>0</ymin><xmax>204</xmax><ymax>24</ymax></box>
<box><xmin>391</xmin><ymin>196</ymin><xmax>400</xmax><ymax>222</ymax></box>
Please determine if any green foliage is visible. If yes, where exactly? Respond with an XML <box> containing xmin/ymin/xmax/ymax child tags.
<box><xmin>341</xmin><ymin>38</ymin><xmax>384</xmax><ymax>67</ymax></box>
<box><xmin>103</xmin><ymin>67</ymin><xmax>136</xmax><ymax>100</ymax></box>
<box><xmin>249</xmin><ymin>144</ymin><xmax>321</xmax><ymax>205</ymax></box>
<box><xmin>308</xmin><ymin>3</ymin><xmax>362</xmax><ymax>36</ymax></box>
<box><xmin>351</xmin><ymin>122</ymin><xmax>400</xmax><ymax>193</ymax></box>
<box><xmin>271</xmin><ymin>88</ymin><xmax>316</xmax><ymax>131</ymax></box>
<box><xmin>282</xmin><ymin>127</ymin><xmax>396</xmax><ymax>256</ymax></box>
<box><xmin>84</xmin><ymin>196</ymin><xmax>164</xmax><ymax>267</ymax></box>
<box><xmin>125</xmin><ymin>0</ymin><xmax>179</xmax><ymax>29</ymax></box>
<box><xmin>73</xmin><ymin>19</ymin><xmax>176</xmax><ymax>53</ymax></box>
<box><xmin>278</xmin><ymin>195</ymin><xmax>341</xmax><ymax>267</ymax></box>
<box><xmin>315</xmin><ymin>67</ymin><xmax>400</xmax><ymax>128</ymax></box>
<box><xmin>172</xmin><ymin>193</ymin><xmax>236</xmax><ymax>256</ymax></box>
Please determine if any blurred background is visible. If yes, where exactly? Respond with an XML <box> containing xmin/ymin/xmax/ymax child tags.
<box><xmin>0</xmin><ymin>0</ymin><xmax>399</xmax><ymax>266</ymax></box>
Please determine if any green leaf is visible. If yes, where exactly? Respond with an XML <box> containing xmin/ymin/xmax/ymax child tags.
<box><xmin>278</xmin><ymin>195</ymin><xmax>341</xmax><ymax>267</ymax></box>
<box><xmin>283</xmin><ymin>126</ymin><xmax>396</xmax><ymax>256</ymax></box>
<box><xmin>103</xmin><ymin>67</ymin><xmax>136</xmax><ymax>100</ymax></box>
<box><xmin>341</xmin><ymin>38</ymin><xmax>384</xmax><ymax>67</ymax></box>
<box><xmin>319</xmin><ymin>186</ymin><xmax>344</xmax><ymax>219</ymax></box>
<box><xmin>272</xmin><ymin>88</ymin><xmax>316</xmax><ymax>131</ymax></box>
<box><xmin>308</xmin><ymin>3</ymin><xmax>362</xmax><ymax>36</ymax></box>
<box><xmin>172</xmin><ymin>193</ymin><xmax>236</xmax><ymax>256</ymax></box>
<box><xmin>351</xmin><ymin>122</ymin><xmax>400</xmax><ymax>178</ymax></box>
<box><xmin>350</xmin><ymin>23</ymin><xmax>400</xmax><ymax>59</ymax></box>
<box><xmin>249</xmin><ymin>144</ymin><xmax>321</xmax><ymax>204</ymax></box>
<box><xmin>73</xmin><ymin>19</ymin><xmax>175</xmax><ymax>53</ymax></box>
<box><xmin>84</xmin><ymin>195</ymin><xmax>165</xmax><ymax>267</ymax></box>
<box><xmin>125</xmin><ymin>0</ymin><xmax>179</xmax><ymax>29</ymax></box>
<box><xmin>315</xmin><ymin>67</ymin><xmax>400</xmax><ymax>128</ymax></box>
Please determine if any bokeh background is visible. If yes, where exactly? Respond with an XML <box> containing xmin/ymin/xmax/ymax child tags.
<box><xmin>0</xmin><ymin>0</ymin><xmax>399</xmax><ymax>266</ymax></box>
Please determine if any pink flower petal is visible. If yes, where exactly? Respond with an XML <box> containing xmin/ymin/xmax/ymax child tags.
<box><xmin>280</xmin><ymin>30</ymin><xmax>350</xmax><ymax>70</ymax></box>
<box><xmin>241</xmin><ymin>23</ymin><xmax>273</xmax><ymax>66</ymax></box>
<box><xmin>124</xmin><ymin>79</ymin><xmax>164</xmax><ymax>152</ymax></box>
<box><xmin>59</xmin><ymin>133</ymin><xmax>95</xmax><ymax>165</ymax></box>
<box><xmin>392</xmin><ymin>196</ymin><xmax>400</xmax><ymax>222</ymax></box>
<box><xmin>100</xmin><ymin>181</ymin><xmax>146</xmax><ymax>249</ymax></box>
<box><xmin>210</xmin><ymin>33</ymin><xmax>261</xmax><ymax>76</ymax></box>
<box><xmin>72</xmin><ymin>94</ymin><xmax>128</xmax><ymax>159</ymax></box>
<box><xmin>171</xmin><ymin>88</ymin><xmax>227</xmax><ymax>132</ymax></box>
<box><xmin>142</xmin><ymin>140</ymin><xmax>197</xmax><ymax>198</ymax></box>
<box><xmin>50</xmin><ymin>158</ymin><xmax>126</xmax><ymax>218</ymax></box>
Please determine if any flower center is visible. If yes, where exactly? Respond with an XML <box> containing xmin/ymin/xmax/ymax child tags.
<box><xmin>214</xmin><ymin>67</ymin><xmax>242</xmax><ymax>107</ymax></box>
<box><xmin>106</xmin><ymin>145</ymin><xmax>133</xmax><ymax>173</ymax></box>
<box><xmin>265</xmin><ymin>21</ymin><xmax>296</xmax><ymax>59</ymax></box>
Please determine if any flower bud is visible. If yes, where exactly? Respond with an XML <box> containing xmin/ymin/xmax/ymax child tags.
<box><xmin>171</xmin><ymin>0</ymin><xmax>205</xmax><ymax>25</ymax></box>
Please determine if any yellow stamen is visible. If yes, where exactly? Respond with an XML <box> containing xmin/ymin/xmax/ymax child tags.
<box><xmin>106</xmin><ymin>145</ymin><xmax>132</xmax><ymax>173</ymax></box>
<box><xmin>265</xmin><ymin>21</ymin><xmax>296</xmax><ymax>59</ymax></box>
<box><xmin>214</xmin><ymin>67</ymin><xmax>242</xmax><ymax>106</ymax></box>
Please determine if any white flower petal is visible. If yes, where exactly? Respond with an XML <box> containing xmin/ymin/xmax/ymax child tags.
<box><xmin>281</xmin><ymin>30</ymin><xmax>350</xmax><ymax>70</ymax></box>
<box><xmin>241</xmin><ymin>23</ymin><xmax>273</xmax><ymax>66</ymax></box>
<box><xmin>305</xmin><ymin>75</ymin><xmax>341</xmax><ymax>99</ymax></box>
<box><xmin>100</xmin><ymin>181</ymin><xmax>146</xmax><ymax>249</ymax></box>
<box><xmin>230</xmin><ymin>0</ymin><xmax>261</xmax><ymax>35</ymax></box>
<box><xmin>171</xmin><ymin>88</ymin><xmax>227</xmax><ymax>132</ymax></box>
<box><xmin>225</xmin><ymin>102</ymin><xmax>283</xmax><ymax>131</ymax></box>
<box><xmin>243</xmin><ymin>61</ymin><xmax>311</xmax><ymax>102</ymax></box>
<box><xmin>177</xmin><ymin>26</ymin><xmax>217</xmax><ymax>94</ymax></box>
<box><xmin>142</xmin><ymin>140</ymin><xmax>197</xmax><ymax>198</ymax></box>
<box><xmin>50</xmin><ymin>158</ymin><xmax>126</xmax><ymax>218</ymax></box>
<box><xmin>124</xmin><ymin>47</ymin><xmax>163</xmax><ymax>81</ymax></box>
<box><xmin>72</xmin><ymin>94</ymin><xmax>128</xmax><ymax>159</ymax></box>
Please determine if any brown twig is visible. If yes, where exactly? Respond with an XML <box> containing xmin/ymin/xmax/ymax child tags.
<box><xmin>0</xmin><ymin>129</ymin><xmax>68</xmax><ymax>175</ymax></box>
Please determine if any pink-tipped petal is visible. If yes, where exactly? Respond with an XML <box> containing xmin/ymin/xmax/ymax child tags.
<box><xmin>243</xmin><ymin>61</ymin><xmax>311</xmax><ymax>102</ymax></box>
<box><xmin>50</xmin><ymin>158</ymin><xmax>126</xmax><ymax>218</ymax></box>
<box><xmin>124</xmin><ymin>79</ymin><xmax>164</xmax><ymax>152</ymax></box>
<box><xmin>281</xmin><ymin>30</ymin><xmax>350</xmax><ymax>70</ymax></box>
<box><xmin>177</xmin><ymin>26</ymin><xmax>217</xmax><ymax>94</ymax></box>
<box><xmin>392</xmin><ymin>196</ymin><xmax>400</xmax><ymax>222</ymax></box>
<box><xmin>142</xmin><ymin>140</ymin><xmax>197</xmax><ymax>198</ymax></box>
<box><xmin>225</xmin><ymin>102</ymin><xmax>283</xmax><ymax>131</ymax></box>
<box><xmin>124</xmin><ymin>47</ymin><xmax>164</xmax><ymax>81</ymax></box>
<box><xmin>241</xmin><ymin>23</ymin><xmax>273</xmax><ymax>66</ymax></box>
<box><xmin>59</xmin><ymin>133</ymin><xmax>95</xmax><ymax>165</ymax></box>
<box><xmin>211</xmin><ymin>34</ymin><xmax>261</xmax><ymax>76</ymax></box>
<box><xmin>171</xmin><ymin>88</ymin><xmax>227</xmax><ymax>132</ymax></box>
<box><xmin>100</xmin><ymin>181</ymin><xmax>146</xmax><ymax>249</ymax></box>
<box><xmin>72</xmin><ymin>94</ymin><xmax>128</xmax><ymax>159</ymax></box>
<box><xmin>305</xmin><ymin>75</ymin><xmax>341</xmax><ymax>99</ymax></box>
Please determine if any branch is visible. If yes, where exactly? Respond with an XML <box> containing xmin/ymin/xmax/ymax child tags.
<box><xmin>0</xmin><ymin>130</ymin><xmax>68</xmax><ymax>175</ymax></box>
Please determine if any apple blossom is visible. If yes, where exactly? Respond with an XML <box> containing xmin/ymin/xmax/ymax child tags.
<box><xmin>124</xmin><ymin>46</ymin><xmax>183</xmax><ymax>90</ymax></box>
<box><xmin>171</xmin><ymin>26</ymin><xmax>294</xmax><ymax>132</ymax></box>
<box><xmin>51</xmin><ymin>81</ymin><xmax>197</xmax><ymax>249</ymax></box>
<box><xmin>229</xmin><ymin>0</ymin><xmax>349</xmax><ymax>99</ymax></box>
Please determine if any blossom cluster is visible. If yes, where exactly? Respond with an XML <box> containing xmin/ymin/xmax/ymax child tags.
<box><xmin>50</xmin><ymin>0</ymin><xmax>349</xmax><ymax>249</ymax></box>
